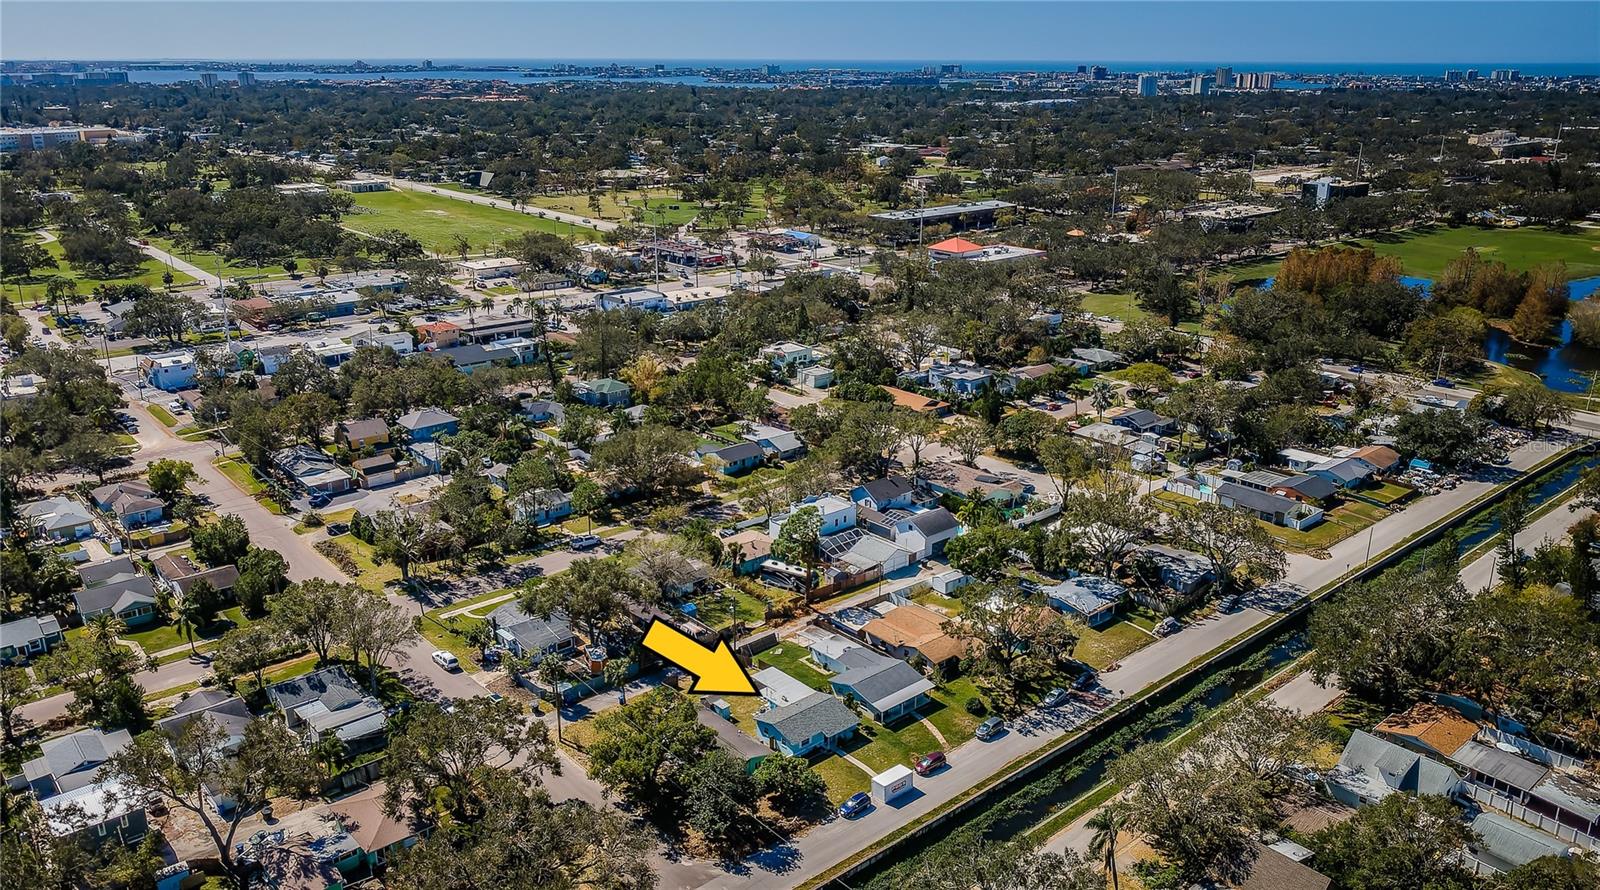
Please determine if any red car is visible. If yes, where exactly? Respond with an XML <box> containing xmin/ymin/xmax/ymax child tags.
<box><xmin>914</xmin><ymin>751</ymin><xmax>947</xmax><ymax>776</ymax></box>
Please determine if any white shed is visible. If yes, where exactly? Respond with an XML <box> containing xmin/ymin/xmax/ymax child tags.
<box><xmin>872</xmin><ymin>764</ymin><xmax>916</xmax><ymax>805</ymax></box>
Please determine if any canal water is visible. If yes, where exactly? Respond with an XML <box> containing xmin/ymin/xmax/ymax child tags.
<box><xmin>1260</xmin><ymin>274</ymin><xmax>1600</xmax><ymax>393</ymax></box>
<box><xmin>848</xmin><ymin>445</ymin><xmax>1600</xmax><ymax>889</ymax></box>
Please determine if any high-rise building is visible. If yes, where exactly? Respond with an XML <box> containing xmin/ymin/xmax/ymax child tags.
<box><xmin>765</xmin><ymin>64</ymin><xmax>781</xmax><ymax>76</ymax></box>
<box><xmin>1137</xmin><ymin>74</ymin><xmax>1159</xmax><ymax>97</ymax></box>
<box><xmin>236</xmin><ymin>71</ymin><xmax>256</xmax><ymax>87</ymax></box>
<box><xmin>1466</xmin><ymin>69</ymin><xmax>1480</xmax><ymax>80</ymax></box>
<box><xmin>940</xmin><ymin>64</ymin><xmax>962</xmax><ymax>74</ymax></box>
<box><xmin>1444</xmin><ymin>69</ymin><xmax>1464</xmax><ymax>83</ymax></box>
<box><xmin>1215</xmin><ymin>66</ymin><xmax>1234</xmax><ymax>88</ymax></box>
<box><xmin>199</xmin><ymin>72</ymin><xmax>218</xmax><ymax>88</ymax></box>
<box><xmin>1189</xmin><ymin>74</ymin><xmax>1213</xmax><ymax>95</ymax></box>
<box><xmin>1090</xmin><ymin>65</ymin><xmax>1108</xmax><ymax>81</ymax></box>
<box><xmin>1491</xmin><ymin>68</ymin><xmax>1520</xmax><ymax>81</ymax></box>
<box><xmin>1076</xmin><ymin>64</ymin><xmax>1088</xmax><ymax>74</ymax></box>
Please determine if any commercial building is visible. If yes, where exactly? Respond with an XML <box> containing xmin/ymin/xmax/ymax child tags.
<box><xmin>926</xmin><ymin>236</ymin><xmax>1044</xmax><ymax>264</ymax></box>
<box><xmin>870</xmin><ymin>200</ymin><xmax>1015</xmax><ymax>238</ymax></box>
<box><xmin>0</xmin><ymin>125</ymin><xmax>141</xmax><ymax>154</ymax></box>
<box><xmin>1136</xmin><ymin>74</ymin><xmax>1159</xmax><ymax>97</ymax></box>
<box><xmin>1302</xmin><ymin>176</ymin><xmax>1370</xmax><ymax>207</ymax></box>
<box><xmin>1189</xmin><ymin>74</ymin><xmax>1214</xmax><ymax>95</ymax></box>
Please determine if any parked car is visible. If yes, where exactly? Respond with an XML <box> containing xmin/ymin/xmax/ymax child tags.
<box><xmin>307</xmin><ymin>492</ymin><xmax>331</xmax><ymax>509</ymax></box>
<box><xmin>1432</xmin><ymin>377</ymin><xmax>1455</xmax><ymax>388</ymax></box>
<box><xmin>167</xmin><ymin>400</ymin><xmax>185</xmax><ymax>412</ymax></box>
<box><xmin>1041</xmin><ymin>688</ymin><xmax>1069</xmax><ymax>708</ymax></box>
<box><xmin>1217</xmin><ymin>595</ymin><xmax>1240</xmax><ymax>613</ymax></box>
<box><xmin>839</xmin><ymin>792</ymin><xmax>873</xmax><ymax>819</ymax></box>
<box><xmin>325</xmin><ymin>522</ymin><xmax>350</xmax><ymax>536</ymax></box>
<box><xmin>914</xmin><ymin>751</ymin><xmax>947</xmax><ymax>776</ymax></box>
<box><xmin>431</xmin><ymin>651</ymin><xmax>460</xmax><ymax>671</ymax></box>
<box><xmin>1154</xmin><ymin>616</ymin><xmax>1182</xmax><ymax>637</ymax></box>
<box><xmin>976</xmin><ymin>717</ymin><xmax>1005</xmax><ymax>741</ymax></box>
<box><xmin>1072</xmin><ymin>669</ymin><xmax>1100</xmax><ymax>691</ymax></box>
<box><xmin>1349</xmin><ymin>364</ymin><xmax>1365</xmax><ymax>373</ymax></box>
<box><xmin>569</xmin><ymin>534</ymin><xmax>602</xmax><ymax>551</ymax></box>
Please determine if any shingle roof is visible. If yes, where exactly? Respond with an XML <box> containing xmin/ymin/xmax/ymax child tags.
<box><xmin>859</xmin><ymin>476</ymin><xmax>915</xmax><ymax>505</ymax></box>
<box><xmin>1046</xmin><ymin>574</ymin><xmax>1126</xmax><ymax>615</ymax></box>
<box><xmin>756</xmin><ymin>692</ymin><xmax>859</xmax><ymax>743</ymax></box>
<box><xmin>1274</xmin><ymin>474</ymin><xmax>1338</xmax><ymax>500</ymax></box>
<box><xmin>1453</xmin><ymin>740</ymin><xmax>1550</xmax><ymax>792</ymax></box>
<box><xmin>73</xmin><ymin>574</ymin><xmax>157</xmax><ymax>616</ymax></box>
<box><xmin>0</xmin><ymin>615</ymin><xmax>61</xmax><ymax>650</ymax></box>
<box><xmin>487</xmin><ymin>603</ymin><xmax>575</xmax><ymax>654</ymax></box>
<box><xmin>907</xmin><ymin>507</ymin><xmax>959</xmax><ymax>536</ymax></box>
<box><xmin>710</xmin><ymin>441</ymin><xmax>765</xmax><ymax>464</ymax></box>
<box><xmin>340</xmin><ymin>418</ymin><xmax>389</xmax><ymax>441</ymax></box>
<box><xmin>832</xmin><ymin>648</ymin><xmax>935</xmax><ymax>712</ymax></box>
<box><xmin>396</xmin><ymin>407</ymin><xmax>458</xmax><ymax>430</ymax></box>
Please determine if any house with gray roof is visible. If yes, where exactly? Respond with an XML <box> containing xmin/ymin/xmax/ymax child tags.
<box><xmin>18</xmin><ymin>496</ymin><xmax>96</xmax><ymax>542</ymax></box>
<box><xmin>72</xmin><ymin>573</ymin><xmax>159</xmax><ymax>627</ymax></box>
<box><xmin>76</xmin><ymin>556</ymin><xmax>140</xmax><ymax>589</ymax></box>
<box><xmin>573</xmin><ymin>378</ymin><xmax>631</xmax><ymax>408</ymax></box>
<box><xmin>1324</xmin><ymin>729</ymin><xmax>1464</xmax><ymax>808</ymax></box>
<box><xmin>702</xmin><ymin>441</ymin><xmax>765</xmax><ymax>476</ymax></box>
<box><xmin>90</xmin><ymin>480</ymin><xmax>165</xmax><ymax>529</ymax></box>
<box><xmin>1044</xmin><ymin>575</ymin><xmax>1125</xmax><ymax>627</ymax></box>
<box><xmin>1466</xmin><ymin>811</ymin><xmax>1574</xmax><ymax>874</ymax></box>
<box><xmin>829</xmin><ymin>648</ymin><xmax>935</xmax><ymax>722</ymax></box>
<box><xmin>273</xmin><ymin>445</ymin><xmax>354</xmax><ymax>494</ymax></box>
<box><xmin>487</xmin><ymin>602</ymin><xmax>578</xmax><ymax>659</ymax></box>
<box><xmin>17</xmin><ymin>728</ymin><xmax>133</xmax><ymax>798</ymax></box>
<box><xmin>1131</xmin><ymin>544</ymin><xmax>1216</xmax><ymax>597</ymax></box>
<box><xmin>1070</xmin><ymin>347</ymin><xmax>1125</xmax><ymax>370</ymax></box>
<box><xmin>0</xmin><ymin>614</ymin><xmax>63</xmax><ymax>661</ymax></box>
<box><xmin>1216</xmin><ymin>481</ymin><xmax>1324</xmax><ymax>530</ymax></box>
<box><xmin>157</xmin><ymin>690</ymin><xmax>254</xmax><ymax>753</ymax></box>
<box><xmin>1309</xmin><ymin>456</ymin><xmax>1376</xmax><ymax>489</ymax></box>
<box><xmin>395</xmin><ymin>407</ymin><xmax>459</xmax><ymax>442</ymax></box>
<box><xmin>511</xmin><ymin>488</ymin><xmax>573</xmax><ymax>526</ymax></box>
<box><xmin>755</xmin><ymin>691</ymin><xmax>859</xmax><ymax>757</ymax></box>
<box><xmin>265</xmin><ymin>666</ymin><xmax>386</xmax><ymax>753</ymax></box>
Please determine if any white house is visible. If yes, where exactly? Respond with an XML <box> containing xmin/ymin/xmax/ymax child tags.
<box><xmin>768</xmin><ymin>495</ymin><xmax>856</xmax><ymax>538</ymax></box>
<box><xmin>351</xmin><ymin>329</ymin><xmax>415</xmax><ymax>355</ymax></box>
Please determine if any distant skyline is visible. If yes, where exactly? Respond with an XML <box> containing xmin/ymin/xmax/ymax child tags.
<box><xmin>4</xmin><ymin>2</ymin><xmax>1598</xmax><ymax>67</ymax></box>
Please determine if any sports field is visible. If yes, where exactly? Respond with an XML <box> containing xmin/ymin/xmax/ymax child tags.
<box><xmin>344</xmin><ymin>189</ymin><xmax>596</xmax><ymax>253</ymax></box>
<box><xmin>1225</xmin><ymin>225</ymin><xmax>1600</xmax><ymax>283</ymax></box>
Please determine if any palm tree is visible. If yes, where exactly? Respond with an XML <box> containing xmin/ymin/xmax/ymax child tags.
<box><xmin>82</xmin><ymin>613</ymin><xmax>125</xmax><ymax>647</ymax></box>
<box><xmin>174</xmin><ymin>597</ymin><xmax>208</xmax><ymax>655</ymax></box>
<box><xmin>310</xmin><ymin>733</ymin><xmax>346</xmax><ymax>780</ymax></box>
<box><xmin>1090</xmin><ymin>380</ymin><xmax>1116</xmax><ymax>421</ymax></box>
<box><xmin>603</xmin><ymin>657</ymin><xmax>631</xmax><ymax>704</ymax></box>
<box><xmin>1087</xmin><ymin>805</ymin><xmax>1127</xmax><ymax>890</ymax></box>
<box><xmin>536</xmin><ymin>654</ymin><xmax>571</xmax><ymax>742</ymax></box>
<box><xmin>452</xmin><ymin>235</ymin><xmax>472</xmax><ymax>262</ymax></box>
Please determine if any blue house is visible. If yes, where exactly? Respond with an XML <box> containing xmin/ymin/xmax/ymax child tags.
<box><xmin>90</xmin><ymin>480</ymin><xmax>165</xmax><ymax>529</ymax></box>
<box><xmin>1044</xmin><ymin>575</ymin><xmax>1125</xmax><ymax>627</ymax></box>
<box><xmin>754</xmin><ymin>691</ymin><xmax>859</xmax><ymax>757</ymax></box>
<box><xmin>828</xmin><ymin>648</ymin><xmax>935</xmax><ymax>723</ymax></box>
<box><xmin>702</xmin><ymin>441</ymin><xmax>764</xmax><ymax>476</ymax></box>
<box><xmin>574</xmin><ymin>378</ymin><xmax>631</xmax><ymax>408</ymax></box>
<box><xmin>512</xmin><ymin>488</ymin><xmax>573</xmax><ymax>526</ymax></box>
<box><xmin>395</xmin><ymin>407</ymin><xmax>459</xmax><ymax>443</ymax></box>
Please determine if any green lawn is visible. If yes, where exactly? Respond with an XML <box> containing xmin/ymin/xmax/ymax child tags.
<box><xmin>1227</xmin><ymin>225</ymin><xmax>1600</xmax><ymax>284</ymax></box>
<box><xmin>842</xmin><ymin>715</ymin><xmax>942</xmax><ymax>774</ymax></box>
<box><xmin>344</xmin><ymin>189</ymin><xmax>597</xmax><ymax>253</ymax></box>
<box><xmin>1263</xmin><ymin>499</ymin><xmax>1386</xmax><ymax>552</ymax></box>
<box><xmin>122</xmin><ymin>607</ymin><xmax>248</xmax><ymax>656</ymax></box>
<box><xmin>809</xmin><ymin>752</ymin><xmax>871</xmax><ymax>805</ymax></box>
<box><xmin>147</xmin><ymin>405</ymin><xmax>179</xmax><ymax>427</ymax></box>
<box><xmin>418</xmin><ymin>612</ymin><xmax>486</xmax><ymax>673</ymax></box>
<box><xmin>144</xmin><ymin>236</ymin><xmax>309</xmax><ymax>282</ymax></box>
<box><xmin>6</xmin><ymin>234</ymin><xmax>197</xmax><ymax>304</ymax></box>
<box><xmin>910</xmin><ymin>589</ymin><xmax>965</xmax><ymax>615</ymax></box>
<box><xmin>1078</xmin><ymin>290</ymin><xmax>1210</xmax><ymax>334</ymax></box>
<box><xmin>527</xmin><ymin>187</ymin><xmax>701</xmax><ymax>226</ymax></box>
<box><xmin>328</xmin><ymin>537</ymin><xmax>403</xmax><ymax>591</ymax></box>
<box><xmin>922</xmin><ymin>675</ymin><xmax>987</xmax><ymax>745</ymax></box>
<box><xmin>1073</xmin><ymin>619</ymin><xmax>1155</xmax><ymax>670</ymax></box>
<box><xmin>690</xmin><ymin>586</ymin><xmax>767</xmax><ymax>629</ymax></box>
<box><xmin>214</xmin><ymin>457</ymin><xmax>264</xmax><ymax>494</ymax></box>
<box><xmin>1360</xmin><ymin>481</ymin><xmax>1416</xmax><ymax>506</ymax></box>
<box><xmin>755</xmin><ymin>644</ymin><xmax>835</xmax><ymax>692</ymax></box>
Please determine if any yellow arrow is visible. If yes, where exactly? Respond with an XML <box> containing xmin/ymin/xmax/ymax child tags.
<box><xmin>642</xmin><ymin>620</ymin><xmax>758</xmax><ymax>696</ymax></box>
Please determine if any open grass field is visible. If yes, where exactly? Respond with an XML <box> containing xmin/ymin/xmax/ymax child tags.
<box><xmin>527</xmin><ymin>188</ymin><xmax>700</xmax><ymax>227</ymax></box>
<box><xmin>1227</xmin><ymin>225</ymin><xmax>1600</xmax><ymax>284</ymax></box>
<box><xmin>1073</xmin><ymin>619</ymin><xmax>1156</xmax><ymax>669</ymax></box>
<box><xmin>145</xmin><ymin>236</ymin><xmax>308</xmax><ymax>282</ymax></box>
<box><xmin>1078</xmin><ymin>290</ymin><xmax>1212</xmax><ymax>334</ymax></box>
<box><xmin>7</xmin><ymin>234</ymin><xmax>196</xmax><ymax>304</ymax></box>
<box><xmin>344</xmin><ymin>189</ymin><xmax>596</xmax><ymax>253</ymax></box>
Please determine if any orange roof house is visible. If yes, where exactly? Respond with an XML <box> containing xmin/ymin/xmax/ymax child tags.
<box><xmin>862</xmin><ymin>603</ymin><xmax>967</xmax><ymax>670</ymax></box>
<box><xmin>882</xmin><ymin>386</ymin><xmax>951</xmax><ymax>416</ymax></box>
<box><xmin>414</xmin><ymin>321</ymin><xmax>461</xmax><ymax>348</ymax></box>
<box><xmin>927</xmin><ymin>236</ymin><xmax>986</xmax><ymax>258</ymax></box>
<box><xmin>1375</xmin><ymin>702</ymin><xmax>1481</xmax><ymax>760</ymax></box>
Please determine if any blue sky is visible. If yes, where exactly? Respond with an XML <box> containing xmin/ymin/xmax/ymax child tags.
<box><xmin>4</xmin><ymin>2</ymin><xmax>1596</xmax><ymax>65</ymax></box>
